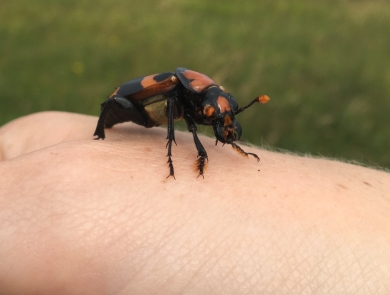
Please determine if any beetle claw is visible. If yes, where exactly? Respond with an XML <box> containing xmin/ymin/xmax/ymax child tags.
<box><xmin>166</xmin><ymin>173</ymin><xmax>176</xmax><ymax>180</ymax></box>
<box><xmin>197</xmin><ymin>173</ymin><xmax>205</xmax><ymax>179</ymax></box>
<box><xmin>194</xmin><ymin>156</ymin><xmax>207</xmax><ymax>178</ymax></box>
<box><xmin>166</xmin><ymin>155</ymin><xmax>175</xmax><ymax>179</ymax></box>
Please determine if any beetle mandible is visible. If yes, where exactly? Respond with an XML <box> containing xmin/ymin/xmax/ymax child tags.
<box><xmin>94</xmin><ymin>67</ymin><xmax>270</xmax><ymax>179</ymax></box>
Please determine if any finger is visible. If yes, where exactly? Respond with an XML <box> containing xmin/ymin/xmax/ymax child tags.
<box><xmin>0</xmin><ymin>111</ymin><xmax>98</xmax><ymax>160</ymax></box>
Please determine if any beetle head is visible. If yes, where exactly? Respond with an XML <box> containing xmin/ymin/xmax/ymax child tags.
<box><xmin>201</xmin><ymin>87</ymin><xmax>242</xmax><ymax>144</ymax></box>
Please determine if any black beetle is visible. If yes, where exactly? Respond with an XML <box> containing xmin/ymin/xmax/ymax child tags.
<box><xmin>94</xmin><ymin>67</ymin><xmax>269</xmax><ymax>178</ymax></box>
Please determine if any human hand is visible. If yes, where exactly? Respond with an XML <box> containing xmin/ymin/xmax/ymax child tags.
<box><xmin>1</xmin><ymin>112</ymin><xmax>389</xmax><ymax>294</ymax></box>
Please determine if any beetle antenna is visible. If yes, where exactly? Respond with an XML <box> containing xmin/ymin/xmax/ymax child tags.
<box><xmin>234</xmin><ymin>95</ymin><xmax>270</xmax><ymax>115</ymax></box>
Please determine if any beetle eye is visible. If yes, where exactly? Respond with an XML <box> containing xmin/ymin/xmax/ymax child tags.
<box><xmin>230</xmin><ymin>95</ymin><xmax>239</xmax><ymax>112</ymax></box>
<box><xmin>203</xmin><ymin>105</ymin><xmax>215</xmax><ymax>117</ymax></box>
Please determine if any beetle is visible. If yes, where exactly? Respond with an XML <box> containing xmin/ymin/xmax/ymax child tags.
<box><xmin>94</xmin><ymin>67</ymin><xmax>269</xmax><ymax>179</ymax></box>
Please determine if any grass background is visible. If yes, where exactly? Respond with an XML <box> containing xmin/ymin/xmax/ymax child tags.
<box><xmin>1</xmin><ymin>0</ymin><xmax>390</xmax><ymax>169</ymax></box>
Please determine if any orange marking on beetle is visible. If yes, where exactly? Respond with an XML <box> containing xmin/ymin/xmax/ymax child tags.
<box><xmin>224</xmin><ymin>115</ymin><xmax>233</xmax><ymax>126</ymax></box>
<box><xmin>182</xmin><ymin>70</ymin><xmax>217</xmax><ymax>92</ymax></box>
<box><xmin>203</xmin><ymin>105</ymin><xmax>215</xmax><ymax>117</ymax></box>
<box><xmin>109</xmin><ymin>87</ymin><xmax>120</xmax><ymax>98</ymax></box>
<box><xmin>257</xmin><ymin>95</ymin><xmax>270</xmax><ymax>104</ymax></box>
<box><xmin>232</xmin><ymin>144</ymin><xmax>249</xmax><ymax>158</ymax></box>
<box><xmin>217</xmin><ymin>96</ymin><xmax>231</xmax><ymax>113</ymax></box>
<box><xmin>141</xmin><ymin>74</ymin><xmax>159</xmax><ymax>88</ymax></box>
<box><xmin>132</xmin><ymin>74</ymin><xmax>178</xmax><ymax>100</ymax></box>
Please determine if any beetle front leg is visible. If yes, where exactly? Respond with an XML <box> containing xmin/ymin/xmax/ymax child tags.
<box><xmin>166</xmin><ymin>98</ymin><xmax>177</xmax><ymax>179</ymax></box>
<box><xmin>230</xmin><ymin>142</ymin><xmax>260</xmax><ymax>162</ymax></box>
<box><xmin>184</xmin><ymin>114</ymin><xmax>208</xmax><ymax>178</ymax></box>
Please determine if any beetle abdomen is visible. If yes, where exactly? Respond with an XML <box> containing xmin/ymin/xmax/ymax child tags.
<box><xmin>102</xmin><ymin>99</ymin><xmax>146</xmax><ymax>128</ymax></box>
<box><xmin>103</xmin><ymin>72</ymin><xmax>181</xmax><ymax>128</ymax></box>
<box><xmin>113</xmin><ymin>72</ymin><xmax>179</xmax><ymax>101</ymax></box>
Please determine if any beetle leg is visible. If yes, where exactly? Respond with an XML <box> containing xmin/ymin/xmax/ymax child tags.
<box><xmin>94</xmin><ymin>98</ymin><xmax>112</xmax><ymax>140</ymax></box>
<box><xmin>230</xmin><ymin>142</ymin><xmax>260</xmax><ymax>162</ymax></box>
<box><xmin>94</xmin><ymin>96</ymin><xmax>147</xmax><ymax>140</ymax></box>
<box><xmin>184</xmin><ymin>114</ymin><xmax>208</xmax><ymax>178</ymax></box>
<box><xmin>166</xmin><ymin>98</ymin><xmax>177</xmax><ymax>179</ymax></box>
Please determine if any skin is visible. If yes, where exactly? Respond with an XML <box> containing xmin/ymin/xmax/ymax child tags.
<box><xmin>0</xmin><ymin>111</ymin><xmax>389</xmax><ymax>295</ymax></box>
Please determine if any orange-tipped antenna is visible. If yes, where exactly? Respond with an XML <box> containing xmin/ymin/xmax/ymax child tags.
<box><xmin>234</xmin><ymin>95</ymin><xmax>270</xmax><ymax>115</ymax></box>
<box><xmin>258</xmin><ymin>95</ymin><xmax>270</xmax><ymax>104</ymax></box>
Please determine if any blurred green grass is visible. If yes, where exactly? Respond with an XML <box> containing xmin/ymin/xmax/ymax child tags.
<box><xmin>1</xmin><ymin>0</ymin><xmax>390</xmax><ymax>168</ymax></box>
